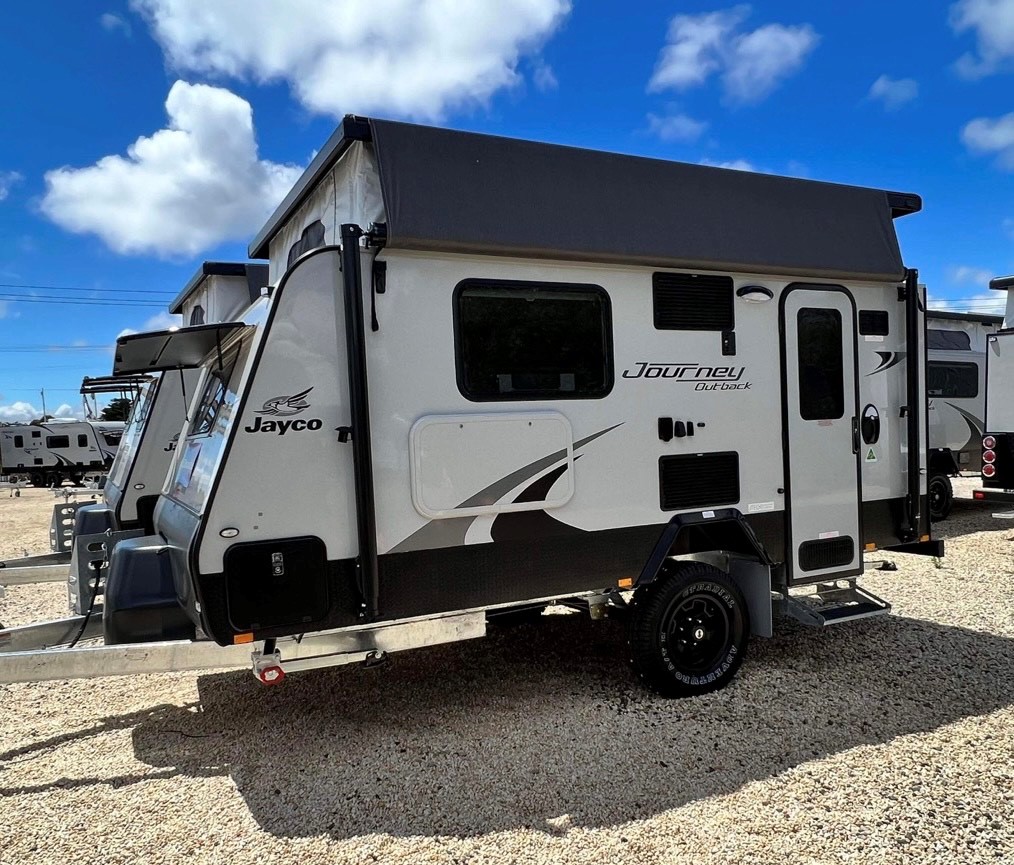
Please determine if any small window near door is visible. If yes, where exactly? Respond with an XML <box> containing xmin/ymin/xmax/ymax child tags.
<box><xmin>77</xmin><ymin>434</ymin><xmax>88</xmax><ymax>447</ymax></box>
<box><xmin>797</xmin><ymin>308</ymin><xmax>845</xmax><ymax>420</ymax></box>
<box><xmin>31</xmin><ymin>430</ymin><xmax>40</xmax><ymax>438</ymax></box>
<box><xmin>13</xmin><ymin>435</ymin><xmax>23</xmax><ymax>447</ymax></box>
<box><xmin>927</xmin><ymin>361</ymin><xmax>978</xmax><ymax>398</ymax></box>
<box><xmin>190</xmin><ymin>305</ymin><xmax>206</xmax><ymax>326</ymax></box>
<box><xmin>46</xmin><ymin>435</ymin><xmax>70</xmax><ymax>449</ymax></box>
<box><xmin>455</xmin><ymin>279</ymin><xmax>613</xmax><ymax>400</ymax></box>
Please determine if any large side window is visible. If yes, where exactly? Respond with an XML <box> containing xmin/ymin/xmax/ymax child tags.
<box><xmin>454</xmin><ymin>280</ymin><xmax>613</xmax><ymax>401</ymax></box>
<box><xmin>927</xmin><ymin>361</ymin><xmax>978</xmax><ymax>398</ymax></box>
<box><xmin>797</xmin><ymin>308</ymin><xmax>845</xmax><ymax>420</ymax></box>
<box><xmin>46</xmin><ymin>435</ymin><xmax>70</xmax><ymax>449</ymax></box>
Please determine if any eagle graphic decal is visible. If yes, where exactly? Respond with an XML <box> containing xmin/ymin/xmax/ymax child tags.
<box><xmin>257</xmin><ymin>387</ymin><xmax>313</xmax><ymax>416</ymax></box>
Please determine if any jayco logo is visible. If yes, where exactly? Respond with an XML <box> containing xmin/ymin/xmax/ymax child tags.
<box><xmin>622</xmin><ymin>362</ymin><xmax>751</xmax><ymax>390</ymax></box>
<box><xmin>244</xmin><ymin>387</ymin><xmax>324</xmax><ymax>435</ymax></box>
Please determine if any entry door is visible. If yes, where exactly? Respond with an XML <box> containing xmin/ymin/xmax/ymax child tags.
<box><xmin>782</xmin><ymin>287</ymin><xmax>862</xmax><ymax>582</ymax></box>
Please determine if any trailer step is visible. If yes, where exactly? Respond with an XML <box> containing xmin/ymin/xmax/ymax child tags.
<box><xmin>0</xmin><ymin>612</ymin><xmax>104</xmax><ymax>652</ymax></box>
<box><xmin>784</xmin><ymin>580</ymin><xmax>890</xmax><ymax>627</ymax></box>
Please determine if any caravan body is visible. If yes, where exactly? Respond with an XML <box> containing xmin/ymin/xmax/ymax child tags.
<box><xmin>924</xmin><ymin>310</ymin><xmax>1001</xmax><ymax>518</ymax></box>
<box><xmin>100</xmin><ymin>262</ymin><xmax>268</xmax><ymax>534</ymax></box>
<box><xmin>976</xmin><ymin>276</ymin><xmax>1014</xmax><ymax>505</ymax></box>
<box><xmin>97</xmin><ymin>118</ymin><xmax>937</xmax><ymax>695</ymax></box>
<box><xmin>0</xmin><ymin>420</ymin><xmax>124</xmax><ymax>486</ymax></box>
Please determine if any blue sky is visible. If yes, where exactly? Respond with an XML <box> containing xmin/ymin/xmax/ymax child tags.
<box><xmin>1</xmin><ymin>0</ymin><xmax>1012</xmax><ymax>419</ymax></box>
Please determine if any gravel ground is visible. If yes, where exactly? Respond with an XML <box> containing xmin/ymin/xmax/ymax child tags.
<box><xmin>1</xmin><ymin>480</ymin><xmax>1014</xmax><ymax>864</ymax></box>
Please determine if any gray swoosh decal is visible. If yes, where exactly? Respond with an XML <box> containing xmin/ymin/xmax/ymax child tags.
<box><xmin>946</xmin><ymin>402</ymin><xmax>984</xmax><ymax>451</ymax></box>
<box><xmin>867</xmin><ymin>351</ymin><xmax>906</xmax><ymax>376</ymax></box>
<box><xmin>388</xmin><ymin>423</ymin><xmax>623</xmax><ymax>553</ymax></box>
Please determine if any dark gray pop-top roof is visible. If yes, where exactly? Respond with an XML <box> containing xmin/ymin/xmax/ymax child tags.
<box><xmin>250</xmin><ymin>116</ymin><xmax>921</xmax><ymax>282</ymax></box>
<box><xmin>990</xmin><ymin>275</ymin><xmax>1014</xmax><ymax>291</ymax></box>
<box><xmin>168</xmin><ymin>262</ymin><xmax>269</xmax><ymax>315</ymax></box>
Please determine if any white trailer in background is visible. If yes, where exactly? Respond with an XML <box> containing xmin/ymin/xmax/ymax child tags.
<box><xmin>975</xmin><ymin>276</ymin><xmax>1014</xmax><ymax>507</ymax></box>
<box><xmin>924</xmin><ymin>309</ymin><xmax>1002</xmax><ymax>519</ymax></box>
<box><xmin>0</xmin><ymin>118</ymin><xmax>940</xmax><ymax>696</ymax></box>
<box><xmin>0</xmin><ymin>420</ymin><xmax>124</xmax><ymax>488</ymax></box>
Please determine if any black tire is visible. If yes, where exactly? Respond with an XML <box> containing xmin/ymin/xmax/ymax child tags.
<box><xmin>929</xmin><ymin>473</ymin><xmax>953</xmax><ymax>522</ymax></box>
<box><xmin>29</xmin><ymin>473</ymin><xmax>44</xmax><ymax>488</ymax></box>
<box><xmin>628</xmin><ymin>562</ymin><xmax>749</xmax><ymax>697</ymax></box>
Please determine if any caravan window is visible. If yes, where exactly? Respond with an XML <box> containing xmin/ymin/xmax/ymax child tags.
<box><xmin>13</xmin><ymin>435</ymin><xmax>22</xmax><ymax>447</ymax></box>
<box><xmin>77</xmin><ymin>434</ymin><xmax>88</xmax><ymax>447</ymax></box>
<box><xmin>46</xmin><ymin>435</ymin><xmax>70</xmax><ymax>449</ymax></box>
<box><xmin>652</xmin><ymin>273</ymin><xmax>734</xmax><ymax>330</ymax></box>
<box><xmin>927</xmin><ymin>361</ymin><xmax>978</xmax><ymax>398</ymax></box>
<box><xmin>454</xmin><ymin>280</ymin><xmax>612</xmax><ymax>400</ymax></box>
<box><xmin>797</xmin><ymin>308</ymin><xmax>845</xmax><ymax>420</ymax></box>
<box><xmin>190</xmin><ymin>361</ymin><xmax>237</xmax><ymax>436</ymax></box>
<box><xmin>927</xmin><ymin>330</ymin><xmax>971</xmax><ymax>351</ymax></box>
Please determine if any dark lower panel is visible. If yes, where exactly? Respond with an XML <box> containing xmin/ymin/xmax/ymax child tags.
<box><xmin>861</xmin><ymin>495</ymin><xmax>930</xmax><ymax>549</ymax></box>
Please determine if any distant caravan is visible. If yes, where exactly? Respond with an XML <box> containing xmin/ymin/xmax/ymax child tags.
<box><xmin>0</xmin><ymin>119</ymin><xmax>941</xmax><ymax>697</ymax></box>
<box><xmin>975</xmin><ymin>275</ymin><xmax>1014</xmax><ymax>507</ymax></box>
<box><xmin>924</xmin><ymin>309</ymin><xmax>1002</xmax><ymax>519</ymax></box>
<box><xmin>0</xmin><ymin>420</ymin><xmax>124</xmax><ymax>487</ymax></box>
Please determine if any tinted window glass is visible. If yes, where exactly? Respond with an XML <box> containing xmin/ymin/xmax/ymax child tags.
<box><xmin>77</xmin><ymin>434</ymin><xmax>88</xmax><ymax>447</ymax></box>
<box><xmin>190</xmin><ymin>305</ymin><xmax>206</xmax><ymax>326</ymax></box>
<box><xmin>927</xmin><ymin>362</ymin><xmax>978</xmax><ymax>398</ymax></box>
<box><xmin>13</xmin><ymin>435</ymin><xmax>22</xmax><ymax>447</ymax></box>
<box><xmin>652</xmin><ymin>273</ymin><xmax>734</xmax><ymax>330</ymax></box>
<box><xmin>455</xmin><ymin>281</ymin><xmax>612</xmax><ymax>400</ymax></box>
<box><xmin>797</xmin><ymin>308</ymin><xmax>844</xmax><ymax>420</ymax></box>
<box><xmin>46</xmin><ymin>435</ymin><xmax>70</xmax><ymax>449</ymax></box>
<box><xmin>927</xmin><ymin>329</ymin><xmax>971</xmax><ymax>351</ymax></box>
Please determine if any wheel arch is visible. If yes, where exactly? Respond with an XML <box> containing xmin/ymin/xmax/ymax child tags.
<box><xmin>636</xmin><ymin>508</ymin><xmax>775</xmax><ymax>638</ymax></box>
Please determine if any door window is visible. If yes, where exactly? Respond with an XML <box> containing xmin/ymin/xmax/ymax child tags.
<box><xmin>797</xmin><ymin>308</ymin><xmax>845</xmax><ymax>420</ymax></box>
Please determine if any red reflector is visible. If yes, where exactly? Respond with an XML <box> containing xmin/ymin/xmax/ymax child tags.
<box><xmin>257</xmin><ymin>665</ymin><xmax>285</xmax><ymax>686</ymax></box>
<box><xmin>974</xmin><ymin>491</ymin><xmax>985</xmax><ymax>499</ymax></box>
<box><xmin>984</xmin><ymin>450</ymin><xmax>997</xmax><ymax>464</ymax></box>
<box><xmin>984</xmin><ymin>435</ymin><xmax>997</xmax><ymax>450</ymax></box>
<box><xmin>983</xmin><ymin>464</ymin><xmax>997</xmax><ymax>478</ymax></box>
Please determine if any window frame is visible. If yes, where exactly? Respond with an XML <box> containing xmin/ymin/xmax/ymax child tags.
<box><xmin>452</xmin><ymin>278</ymin><xmax>615</xmax><ymax>403</ymax></box>
<box><xmin>46</xmin><ymin>435</ymin><xmax>70</xmax><ymax>449</ymax></box>
<box><xmin>927</xmin><ymin>360</ymin><xmax>979</xmax><ymax>399</ymax></box>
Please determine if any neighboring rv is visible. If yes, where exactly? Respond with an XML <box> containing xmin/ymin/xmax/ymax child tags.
<box><xmin>0</xmin><ymin>420</ymin><xmax>124</xmax><ymax>487</ymax></box>
<box><xmin>975</xmin><ymin>275</ymin><xmax>1014</xmax><ymax>506</ymax></box>
<box><xmin>0</xmin><ymin>119</ymin><xmax>939</xmax><ymax>697</ymax></box>
<box><xmin>925</xmin><ymin>310</ymin><xmax>1002</xmax><ymax>519</ymax></box>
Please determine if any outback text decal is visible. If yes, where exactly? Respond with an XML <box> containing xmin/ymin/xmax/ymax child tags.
<box><xmin>622</xmin><ymin>362</ymin><xmax>751</xmax><ymax>390</ymax></box>
<box><xmin>245</xmin><ymin>387</ymin><xmax>323</xmax><ymax>435</ymax></box>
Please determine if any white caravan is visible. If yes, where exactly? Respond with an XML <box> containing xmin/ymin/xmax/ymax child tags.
<box><xmin>0</xmin><ymin>119</ymin><xmax>939</xmax><ymax>696</ymax></box>
<box><xmin>975</xmin><ymin>275</ymin><xmax>1014</xmax><ymax>506</ymax></box>
<box><xmin>924</xmin><ymin>310</ymin><xmax>1002</xmax><ymax>519</ymax></box>
<box><xmin>0</xmin><ymin>420</ymin><xmax>124</xmax><ymax>487</ymax></box>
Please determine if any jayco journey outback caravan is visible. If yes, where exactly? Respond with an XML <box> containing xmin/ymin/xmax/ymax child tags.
<box><xmin>0</xmin><ymin>118</ymin><xmax>941</xmax><ymax>696</ymax></box>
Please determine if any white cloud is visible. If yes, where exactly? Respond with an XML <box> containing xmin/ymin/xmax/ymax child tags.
<box><xmin>949</xmin><ymin>265</ymin><xmax>994</xmax><ymax>286</ymax></box>
<box><xmin>131</xmin><ymin>0</ymin><xmax>571</xmax><ymax>120</ymax></box>
<box><xmin>0</xmin><ymin>402</ymin><xmax>79</xmax><ymax>423</ymax></box>
<box><xmin>699</xmin><ymin>158</ymin><xmax>755</xmax><ymax>171</ymax></box>
<box><xmin>40</xmin><ymin>81</ymin><xmax>302</xmax><ymax>257</ymax></box>
<box><xmin>649</xmin><ymin>5</ymin><xmax>818</xmax><ymax>104</ymax></box>
<box><xmin>100</xmin><ymin>12</ymin><xmax>132</xmax><ymax>36</ymax></box>
<box><xmin>1004</xmin><ymin>217</ymin><xmax>1014</xmax><ymax>238</ymax></box>
<box><xmin>647</xmin><ymin>111</ymin><xmax>708</xmax><ymax>142</ymax></box>
<box><xmin>961</xmin><ymin>112</ymin><xmax>1014</xmax><ymax>169</ymax></box>
<box><xmin>868</xmin><ymin>75</ymin><xmax>919</xmax><ymax>110</ymax></box>
<box><xmin>117</xmin><ymin>310</ymin><xmax>183</xmax><ymax>340</ymax></box>
<box><xmin>532</xmin><ymin>58</ymin><xmax>559</xmax><ymax>92</ymax></box>
<box><xmin>950</xmin><ymin>0</ymin><xmax>1014</xmax><ymax>78</ymax></box>
<box><xmin>0</xmin><ymin>170</ymin><xmax>23</xmax><ymax>201</ymax></box>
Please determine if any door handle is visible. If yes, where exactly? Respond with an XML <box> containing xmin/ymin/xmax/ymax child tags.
<box><xmin>851</xmin><ymin>417</ymin><xmax>860</xmax><ymax>454</ymax></box>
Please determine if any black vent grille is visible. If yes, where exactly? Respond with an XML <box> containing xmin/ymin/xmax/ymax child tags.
<box><xmin>659</xmin><ymin>452</ymin><xmax>740</xmax><ymax>511</ymax></box>
<box><xmin>653</xmin><ymin>273</ymin><xmax>734</xmax><ymax>331</ymax></box>
<box><xmin>858</xmin><ymin>310</ymin><xmax>889</xmax><ymax>336</ymax></box>
<box><xmin>798</xmin><ymin>536</ymin><xmax>855</xmax><ymax>572</ymax></box>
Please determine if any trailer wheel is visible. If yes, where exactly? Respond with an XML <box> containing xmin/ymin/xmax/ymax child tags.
<box><xmin>29</xmin><ymin>473</ymin><xmax>44</xmax><ymax>488</ymax></box>
<box><xmin>628</xmin><ymin>562</ymin><xmax>749</xmax><ymax>697</ymax></box>
<box><xmin>929</xmin><ymin>473</ymin><xmax>953</xmax><ymax>522</ymax></box>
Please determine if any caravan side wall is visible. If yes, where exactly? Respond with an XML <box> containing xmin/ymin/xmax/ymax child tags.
<box><xmin>169</xmin><ymin>244</ymin><xmax>924</xmax><ymax>644</ymax></box>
